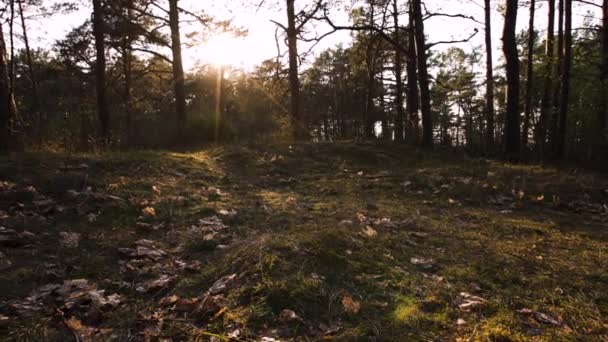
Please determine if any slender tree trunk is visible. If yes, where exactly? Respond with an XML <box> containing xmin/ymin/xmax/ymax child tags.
<box><xmin>551</xmin><ymin>0</ymin><xmax>564</xmax><ymax>151</ymax></box>
<box><xmin>503</xmin><ymin>0</ymin><xmax>520</xmax><ymax>157</ymax></box>
<box><xmin>18</xmin><ymin>0</ymin><xmax>39</xmax><ymax>124</ymax></box>
<box><xmin>9</xmin><ymin>0</ymin><xmax>15</xmax><ymax>103</ymax></box>
<box><xmin>286</xmin><ymin>0</ymin><xmax>304</xmax><ymax>139</ymax></box>
<box><xmin>597</xmin><ymin>0</ymin><xmax>608</xmax><ymax>157</ymax></box>
<box><xmin>214</xmin><ymin>65</ymin><xmax>224</xmax><ymax>142</ymax></box>
<box><xmin>380</xmin><ymin>77</ymin><xmax>388</xmax><ymax>139</ymax></box>
<box><xmin>412</xmin><ymin>0</ymin><xmax>433</xmax><ymax>147</ymax></box>
<box><xmin>522</xmin><ymin>0</ymin><xmax>535</xmax><ymax>149</ymax></box>
<box><xmin>393</xmin><ymin>0</ymin><xmax>405</xmax><ymax>142</ymax></box>
<box><xmin>406</xmin><ymin>6</ymin><xmax>420</xmax><ymax>144</ymax></box>
<box><xmin>363</xmin><ymin>2</ymin><xmax>376</xmax><ymax>139</ymax></box>
<box><xmin>169</xmin><ymin>0</ymin><xmax>187</xmax><ymax>139</ymax></box>
<box><xmin>122</xmin><ymin>40</ymin><xmax>132</xmax><ymax>145</ymax></box>
<box><xmin>555</xmin><ymin>0</ymin><xmax>572</xmax><ymax>158</ymax></box>
<box><xmin>538</xmin><ymin>0</ymin><xmax>555</xmax><ymax>161</ymax></box>
<box><xmin>0</xmin><ymin>23</ymin><xmax>14</xmax><ymax>151</ymax></box>
<box><xmin>364</xmin><ymin>45</ymin><xmax>376</xmax><ymax>139</ymax></box>
<box><xmin>93</xmin><ymin>0</ymin><xmax>109</xmax><ymax>143</ymax></box>
<box><xmin>484</xmin><ymin>0</ymin><xmax>495</xmax><ymax>153</ymax></box>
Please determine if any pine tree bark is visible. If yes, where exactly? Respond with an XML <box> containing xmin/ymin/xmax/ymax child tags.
<box><xmin>9</xmin><ymin>0</ymin><xmax>15</xmax><ymax>104</ymax></box>
<box><xmin>502</xmin><ymin>0</ymin><xmax>521</xmax><ymax>157</ymax></box>
<box><xmin>412</xmin><ymin>0</ymin><xmax>433</xmax><ymax>147</ymax></box>
<box><xmin>286</xmin><ymin>0</ymin><xmax>304</xmax><ymax>139</ymax></box>
<box><xmin>597</xmin><ymin>0</ymin><xmax>608</xmax><ymax>156</ymax></box>
<box><xmin>537</xmin><ymin>0</ymin><xmax>555</xmax><ymax>160</ymax></box>
<box><xmin>121</xmin><ymin>2</ymin><xmax>133</xmax><ymax>145</ymax></box>
<box><xmin>555</xmin><ymin>0</ymin><xmax>572</xmax><ymax>158</ymax></box>
<box><xmin>406</xmin><ymin>3</ymin><xmax>420</xmax><ymax>144</ymax></box>
<box><xmin>551</xmin><ymin>0</ymin><xmax>564</xmax><ymax>151</ymax></box>
<box><xmin>484</xmin><ymin>0</ymin><xmax>495</xmax><ymax>153</ymax></box>
<box><xmin>18</xmin><ymin>0</ymin><xmax>39</xmax><ymax>120</ymax></box>
<box><xmin>93</xmin><ymin>0</ymin><xmax>110</xmax><ymax>142</ymax></box>
<box><xmin>169</xmin><ymin>0</ymin><xmax>187</xmax><ymax>138</ymax></box>
<box><xmin>364</xmin><ymin>3</ymin><xmax>377</xmax><ymax>140</ymax></box>
<box><xmin>522</xmin><ymin>0</ymin><xmax>535</xmax><ymax>149</ymax></box>
<box><xmin>0</xmin><ymin>23</ymin><xmax>14</xmax><ymax>151</ymax></box>
<box><xmin>393</xmin><ymin>0</ymin><xmax>405</xmax><ymax>142</ymax></box>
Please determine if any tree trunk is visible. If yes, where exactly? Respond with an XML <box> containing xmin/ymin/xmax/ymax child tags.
<box><xmin>555</xmin><ymin>0</ymin><xmax>572</xmax><ymax>158</ymax></box>
<box><xmin>18</xmin><ymin>0</ymin><xmax>39</xmax><ymax>121</ymax></box>
<box><xmin>484</xmin><ymin>0</ymin><xmax>495</xmax><ymax>153</ymax></box>
<box><xmin>93</xmin><ymin>0</ymin><xmax>109</xmax><ymax>143</ymax></box>
<box><xmin>286</xmin><ymin>0</ymin><xmax>304</xmax><ymax>139</ymax></box>
<box><xmin>597</xmin><ymin>0</ymin><xmax>608</xmax><ymax>157</ymax></box>
<box><xmin>503</xmin><ymin>0</ymin><xmax>520</xmax><ymax>157</ymax></box>
<box><xmin>393</xmin><ymin>0</ymin><xmax>405</xmax><ymax>142</ymax></box>
<box><xmin>214</xmin><ymin>65</ymin><xmax>224</xmax><ymax>142</ymax></box>
<box><xmin>169</xmin><ymin>0</ymin><xmax>187</xmax><ymax>139</ymax></box>
<box><xmin>122</xmin><ymin>21</ymin><xmax>133</xmax><ymax>145</ymax></box>
<box><xmin>9</xmin><ymin>0</ymin><xmax>15</xmax><ymax>105</ymax></box>
<box><xmin>406</xmin><ymin>6</ymin><xmax>419</xmax><ymax>144</ymax></box>
<box><xmin>551</xmin><ymin>0</ymin><xmax>564</xmax><ymax>151</ymax></box>
<box><xmin>537</xmin><ymin>0</ymin><xmax>555</xmax><ymax>161</ymax></box>
<box><xmin>363</xmin><ymin>2</ymin><xmax>376</xmax><ymax>139</ymax></box>
<box><xmin>0</xmin><ymin>23</ymin><xmax>14</xmax><ymax>151</ymax></box>
<box><xmin>522</xmin><ymin>0</ymin><xmax>535</xmax><ymax>149</ymax></box>
<box><xmin>412</xmin><ymin>0</ymin><xmax>433</xmax><ymax>147</ymax></box>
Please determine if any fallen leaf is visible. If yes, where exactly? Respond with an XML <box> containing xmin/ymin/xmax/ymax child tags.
<box><xmin>194</xmin><ymin>295</ymin><xmax>229</xmax><ymax>316</ymax></box>
<box><xmin>159</xmin><ymin>295</ymin><xmax>179</xmax><ymax>307</ymax></box>
<box><xmin>361</xmin><ymin>225</ymin><xmax>378</xmax><ymax>238</ymax></box>
<box><xmin>338</xmin><ymin>219</ymin><xmax>354</xmax><ymax>228</ymax></box>
<box><xmin>217</xmin><ymin>209</ymin><xmax>237</xmax><ymax>219</ymax></box>
<box><xmin>342</xmin><ymin>295</ymin><xmax>361</xmax><ymax>314</ymax></box>
<box><xmin>410</xmin><ymin>232</ymin><xmax>429</xmax><ymax>239</ymax></box>
<box><xmin>517</xmin><ymin>308</ymin><xmax>568</xmax><ymax>328</ymax></box>
<box><xmin>209</xmin><ymin>274</ymin><xmax>237</xmax><ymax>295</ymax></box>
<box><xmin>142</xmin><ymin>207</ymin><xmax>156</xmax><ymax>217</ymax></box>
<box><xmin>175</xmin><ymin>298</ymin><xmax>200</xmax><ymax>313</ymax></box>
<box><xmin>59</xmin><ymin>232</ymin><xmax>81</xmax><ymax>248</ymax></box>
<box><xmin>458</xmin><ymin>292</ymin><xmax>486</xmax><ymax>311</ymax></box>
<box><xmin>410</xmin><ymin>257</ymin><xmax>435</xmax><ymax>269</ymax></box>
<box><xmin>278</xmin><ymin>309</ymin><xmax>302</xmax><ymax>323</ymax></box>
<box><xmin>137</xmin><ymin>275</ymin><xmax>176</xmax><ymax>293</ymax></box>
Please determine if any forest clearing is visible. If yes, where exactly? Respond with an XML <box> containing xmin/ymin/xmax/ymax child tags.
<box><xmin>0</xmin><ymin>0</ymin><xmax>607</xmax><ymax>340</ymax></box>
<box><xmin>0</xmin><ymin>143</ymin><xmax>607</xmax><ymax>341</ymax></box>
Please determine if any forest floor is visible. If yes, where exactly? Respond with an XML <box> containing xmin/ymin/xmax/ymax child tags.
<box><xmin>0</xmin><ymin>142</ymin><xmax>607</xmax><ymax>342</ymax></box>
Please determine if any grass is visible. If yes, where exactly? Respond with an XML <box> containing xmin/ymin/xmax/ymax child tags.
<box><xmin>0</xmin><ymin>142</ymin><xmax>607</xmax><ymax>341</ymax></box>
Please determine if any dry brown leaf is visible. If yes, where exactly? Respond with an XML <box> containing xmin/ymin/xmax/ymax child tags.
<box><xmin>175</xmin><ymin>298</ymin><xmax>200</xmax><ymax>313</ymax></box>
<box><xmin>361</xmin><ymin>226</ymin><xmax>378</xmax><ymax>238</ymax></box>
<box><xmin>159</xmin><ymin>295</ymin><xmax>179</xmax><ymax>307</ymax></box>
<box><xmin>142</xmin><ymin>207</ymin><xmax>156</xmax><ymax>217</ymax></box>
<box><xmin>342</xmin><ymin>295</ymin><xmax>361</xmax><ymax>314</ymax></box>
<box><xmin>65</xmin><ymin>316</ymin><xmax>84</xmax><ymax>331</ymax></box>
<box><xmin>278</xmin><ymin>309</ymin><xmax>302</xmax><ymax>323</ymax></box>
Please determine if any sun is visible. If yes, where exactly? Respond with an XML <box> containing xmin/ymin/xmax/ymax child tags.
<box><xmin>203</xmin><ymin>32</ymin><xmax>251</xmax><ymax>68</ymax></box>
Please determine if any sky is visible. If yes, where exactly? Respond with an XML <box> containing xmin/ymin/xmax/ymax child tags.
<box><xmin>20</xmin><ymin>0</ymin><xmax>604</xmax><ymax>72</ymax></box>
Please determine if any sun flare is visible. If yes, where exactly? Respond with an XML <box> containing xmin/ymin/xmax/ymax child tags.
<box><xmin>203</xmin><ymin>32</ymin><xmax>251</xmax><ymax>68</ymax></box>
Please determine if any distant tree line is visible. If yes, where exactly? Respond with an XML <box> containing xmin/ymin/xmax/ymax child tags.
<box><xmin>0</xmin><ymin>0</ymin><xmax>605</xmax><ymax>163</ymax></box>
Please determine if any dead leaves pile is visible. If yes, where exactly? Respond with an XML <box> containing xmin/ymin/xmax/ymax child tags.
<box><xmin>7</xmin><ymin>279</ymin><xmax>122</xmax><ymax>321</ymax></box>
<box><xmin>118</xmin><ymin>239</ymin><xmax>199</xmax><ymax>292</ymax></box>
